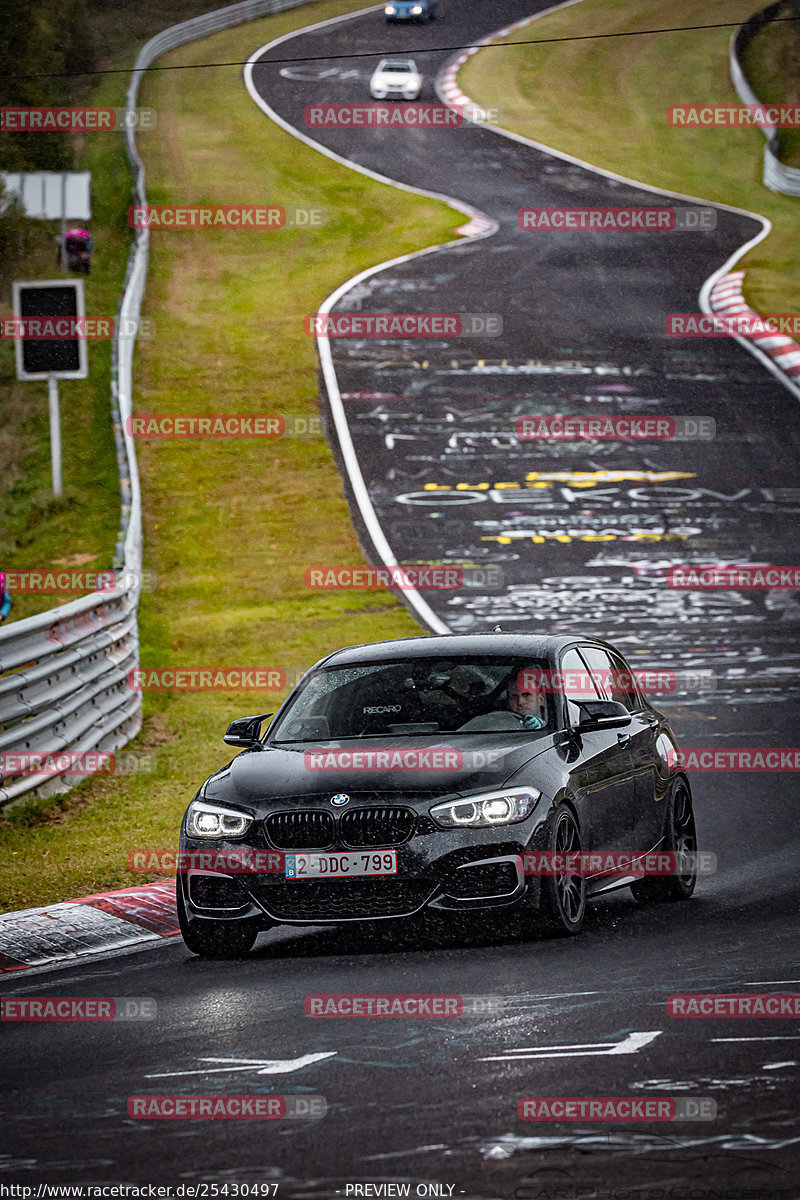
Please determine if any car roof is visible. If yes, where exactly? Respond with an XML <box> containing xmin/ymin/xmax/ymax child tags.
<box><xmin>316</xmin><ymin>632</ymin><xmax>628</xmax><ymax>669</ymax></box>
<box><xmin>377</xmin><ymin>59</ymin><xmax>417</xmax><ymax>69</ymax></box>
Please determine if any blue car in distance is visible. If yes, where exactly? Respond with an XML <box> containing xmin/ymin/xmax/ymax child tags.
<box><xmin>385</xmin><ymin>0</ymin><xmax>437</xmax><ymax>22</ymax></box>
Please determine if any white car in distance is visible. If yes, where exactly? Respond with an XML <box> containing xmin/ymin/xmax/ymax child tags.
<box><xmin>369</xmin><ymin>59</ymin><xmax>422</xmax><ymax>101</ymax></box>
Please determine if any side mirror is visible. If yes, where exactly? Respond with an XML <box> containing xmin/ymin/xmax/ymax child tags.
<box><xmin>224</xmin><ymin>713</ymin><xmax>272</xmax><ymax>748</ymax></box>
<box><xmin>576</xmin><ymin>700</ymin><xmax>631</xmax><ymax>731</ymax></box>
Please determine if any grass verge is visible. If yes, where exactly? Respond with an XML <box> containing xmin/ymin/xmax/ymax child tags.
<box><xmin>0</xmin><ymin>0</ymin><xmax>463</xmax><ymax>911</ymax></box>
<box><xmin>0</xmin><ymin>138</ymin><xmax>131</xmax><ymax>621</ymax></box>
<box><xmin>458</xmin><ymin>0</ymin><xmax>800</xmax><ymax>315</ymax></box>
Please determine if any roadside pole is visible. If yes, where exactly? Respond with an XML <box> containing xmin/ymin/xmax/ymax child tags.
<box><xmin>48</xmin><ymin>375</ymin><xmax>63</xmax><ymax>497</ymax></box>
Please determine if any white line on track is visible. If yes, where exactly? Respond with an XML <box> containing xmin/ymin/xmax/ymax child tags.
<box><xmin>146</xmin><ymin>1052</ymin><xmax>337</xmax><ymax>1078</ymax></box>
<box><xmin>713</xmin><ymin>1036</ymin><xmax>800</xmax><ymax>1042</ymax></box>
<box><xmin>479</xmin><ymin>1030</ymin><xmax>662</xmax><ymax>1060</ymax></box>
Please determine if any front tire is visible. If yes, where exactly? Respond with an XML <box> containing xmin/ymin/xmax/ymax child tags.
<box><xmin>537</xmin><ymin>804</ymin><xmax>586</xmax><ymax>936</ymax></box>
<box><xmin>177</xmin><ymin>880</ymin><xmax>260</xmax><ymax>958</ymax></box>
<box><xmin>630</xmin><ymin>780</ymin><xmax>697</xmax><ymax>904</ymax></box>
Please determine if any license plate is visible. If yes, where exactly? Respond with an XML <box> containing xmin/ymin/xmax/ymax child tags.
<box><xmin>285</xmin><ymin>851</ymin><xmax>397</xmax><ymax>879</ymax></box>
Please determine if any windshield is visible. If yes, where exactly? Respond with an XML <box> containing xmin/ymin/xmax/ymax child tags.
<box><xmin>382</xmin><ymin>64</ymin><xmax>414</xmax><ymax>72</ymax></box>
<box><xmin>269</xmin><ymin>656</ymin><xmax>552</xmax><ymax>743</ymax></box>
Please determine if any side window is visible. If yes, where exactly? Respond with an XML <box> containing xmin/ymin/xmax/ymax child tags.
<box><xmin>560</xmin><ymin>647</ymin><xmax>601</xmax><ymax>727</ymax></box>
<box><xmin>581</xmin><ymin>646</ymin><xmax>638</xmax><ymax>712</ymax></box>
<box><xmin>608</xmin><ymin>650</ymin><xmax>643</xmax><ymax>712</ymax></box>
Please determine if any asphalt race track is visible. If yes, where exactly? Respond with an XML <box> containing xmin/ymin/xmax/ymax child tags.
<box><xmin>3</xmin><ymin>2</ymin><xmax>800</xmax><ymax>1196</ymax></box>
<box><xmin>249</xmin><ymin>0</ymin><xmax>800</xmax><ymax>708</ymax></box>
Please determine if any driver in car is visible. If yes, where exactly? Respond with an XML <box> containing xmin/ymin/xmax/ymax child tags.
<box><xmin>507</xmin><ymin>673</ymin><xmax>547</xmax><ymax>729</ymax></box>
<box><xmin>457</xmin><ymin>667</ymin><xmax>547</xmax><ymax>732</ymax></box>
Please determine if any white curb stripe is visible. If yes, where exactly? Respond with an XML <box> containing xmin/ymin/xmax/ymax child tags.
<box><xmin>0</xmin><ymin>902</ymin><xmax>161</xmax><ymax>967</ymax></box>
<box><xmin>707</xmin><ymin>270</ymin><xmax>800</xmax><ymax>378</ymax></box>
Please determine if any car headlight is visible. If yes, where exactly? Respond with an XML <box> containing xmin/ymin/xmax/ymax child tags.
<box><xmin>411</xmin><ymin>5</ymin><xmax>423</xmax><ymax>11</ymax></box>
<box><xmin>405</xmin><ymin>80</ymin><xmax>417</xmax><ymax>89</ymax></box>
<box><xmin>430</xmin><ymin>789</ymin><xmax>541</xmax><ymax>829</ymax></box>
<box><xmin>385</xmin><ymin>5</ymin><xmax>396</xmax><ymax>11</ymax></box>
<box><xmin>186</xmin><ymin>801</ymin><xmax>252</xmax><ymax>839</ymax></box>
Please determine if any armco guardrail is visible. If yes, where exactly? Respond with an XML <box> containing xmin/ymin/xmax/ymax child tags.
<box><xmin>730</xmin><ymin>2</ymin><xmax>800</xmax><ymax>197</ymax></box>
<box><xmin>0</xmin><ymin>0</ymin><xmax>317</xmax><ymax>809</ymax></box>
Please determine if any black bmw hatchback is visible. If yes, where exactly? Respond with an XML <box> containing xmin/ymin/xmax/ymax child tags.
<box><xmin>177</xmin><ymin>633</ymin><xmax>698</xmax><ymax>956</ymax></box>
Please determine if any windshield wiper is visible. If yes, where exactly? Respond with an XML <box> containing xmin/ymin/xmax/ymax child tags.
<box><xmin>273</xmin><ymin>731</ymin><xmax>446</xmax><ymax>744</ymax></box>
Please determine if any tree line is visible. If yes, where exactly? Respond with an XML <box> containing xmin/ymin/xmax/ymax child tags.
<box><xmin>0</xmin><ymin>0</ymin><xmax>95</xmax><ymax>172</ymax></box>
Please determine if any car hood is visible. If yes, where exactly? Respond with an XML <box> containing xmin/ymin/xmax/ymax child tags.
<box><xmin>201</xmin><ymin>732</ymin><xmax>554</xmax><ymax>812</ymax></box>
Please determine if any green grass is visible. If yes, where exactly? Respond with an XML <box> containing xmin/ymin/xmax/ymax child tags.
<box><xmin>0</xmin><ymin>0</ymin><xmax>464</xmax><ymax>912</ymax></box>
<box><xmin>0</xmin><ymin>137</ymin><xmax>130</xmax><ymax>621</ymax></box>
<box><xmin>458</xmin><ymin>0</ymin><xmax>800</xmax><ymax>315</ymax></box>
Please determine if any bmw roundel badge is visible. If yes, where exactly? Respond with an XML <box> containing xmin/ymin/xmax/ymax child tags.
<box><xmin>330</xmin><ymin>793</ymin><xmax>350</xmax><ymax>806</ymax></box>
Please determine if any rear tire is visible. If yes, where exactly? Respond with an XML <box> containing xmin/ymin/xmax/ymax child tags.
<box><xmin>537</xmin><ymin>804</ymin><xmax>586</xmax><ymax>936</ymax></box>
<box><xmin>176</xmin><ymin>879</ymin><xmax>260</xmax><ymax>958</ymax></box>
<box><xmin>630</xmin><ymin>780</ymin><xmax>697</xmax><ymax>904</ymax></box>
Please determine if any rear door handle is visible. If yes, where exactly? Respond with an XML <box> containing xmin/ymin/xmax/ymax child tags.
<box><xmin>617</xmin><ymin>732</ymin><xmax>630</xmax><ymax>746</ymax></box>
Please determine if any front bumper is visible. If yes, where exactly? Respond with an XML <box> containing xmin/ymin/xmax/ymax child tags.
<box><xmin>179</xmin><ymin>829</ymin><xmax>543</xmax><ymax>926</ymax></box>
